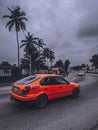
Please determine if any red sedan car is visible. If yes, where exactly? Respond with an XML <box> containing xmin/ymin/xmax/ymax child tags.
<box><xmin>10</xmin><ymin>74</ymin><xmax>80</xmax><ymax>108</ymax></box>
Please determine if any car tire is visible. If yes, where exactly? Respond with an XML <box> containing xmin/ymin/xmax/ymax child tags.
<box><xmin>72</xmin><ymin>88</ymin><xmax>80</xmax><ymax>98</ymax></box>
<box><xmin>35</xmin><ymin>94</ymin><xmax>48</xmax><ymax>108</ymax></box>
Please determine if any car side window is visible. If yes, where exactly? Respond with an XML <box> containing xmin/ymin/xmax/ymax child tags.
<box><xmin>40</xmin><ymin>76</ymin><xmax>68</xmax><ymax>86</ymax></box>
<box><xmin>55</xmin><ymin>77</ymin><xmax>68</xmax><ymax>84</ymax></box>
<box><xmin>41</xmin><ymin>77</ymin><xmax>50</xmax><ymax>85</ymax></box>
<box><xmin>41</xmin><ymin>77</ymin><xmax>58</xmax><ymax>85</ymax></box>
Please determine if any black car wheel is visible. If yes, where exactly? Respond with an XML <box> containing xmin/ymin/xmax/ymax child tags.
<box><xmin>35</xmin><ymin>95</ymin><xmax>48</xmax><ymax>108</ymax></box>
<box><xmin>72</xmin><ymin>88</ymin><xmax>80</xmax><ymax>98</ymax></box>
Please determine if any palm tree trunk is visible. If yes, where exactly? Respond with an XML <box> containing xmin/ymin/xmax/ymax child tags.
<box><xmin>50</xmin><ymin>61</ymin><xmax>52</xmax><ymax>68</ymax></box>
<box><xmin>16</xmin><ymin>31</ymin><xmax>20</xmax><ymax>67</ymax></box>
<box><xmin>47</xmin><ymin>58</ymin><xmax>49</xmax><ymax>67</ymax></box>
<box><xmin>30</xmin><ymin>54</ymin><xmax>32</xmax><ymax>75</ymax></box>
<box><xmin>39</xmin><ymin>47</ymin><xmax>40</xmax><ymax>70</ymax></box>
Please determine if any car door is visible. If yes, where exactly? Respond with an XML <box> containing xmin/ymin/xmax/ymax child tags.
<box><xmin>54</xmin><ymin>76</ymin><xmax>73</xmax><ymax>97</ymax></box>
<box><xmin>40</xmin><ymin>77</ymin><xmax>61</xmax><ymax>100</ymax></box>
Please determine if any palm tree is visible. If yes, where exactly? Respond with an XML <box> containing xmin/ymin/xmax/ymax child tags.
<box><xmin>43</xmin><ymin>48</ymin><xmax>55</xmax><ymax>68</ymax></box>
<box><xmin>20</xmin><ymin>47</ymin><xmax>46</xmax><ymax>72</ymax></box>
<box><xmin>49</xmin><ymin>49</ymin><xmax>55</xmax><ymax>68</ymax></box>
<box><xmin>2</xmin><ymin>6</ymin><xmax>28</xmax><ymax>66</ymax></box>
<box><xmin>64</xmin><ymin>59</ymin><xmax>70</xmax><ymax>76</ymax></box>
<box><xmin>36</xmin><ymin>38</ymin><xmax>46</xmax><ymax>70</ymax></box>
<box><xmin>43</xmin><ymin>47</ymin><xmax>50</xmax><ymax>66</ymax></box>
<box><xmin>20</xmin><ymin>32</ymin><xmax>37</xmax><ymax>75</ymax></box>
<box><xmin>36</xmin><ymin>38</ymin><xmax>46</xmax><ymax>52</ymax></box>
<box><xmin>20</xmin><ymin>58</ymin><xmax>30</xmax><ymax>69</ymax></box>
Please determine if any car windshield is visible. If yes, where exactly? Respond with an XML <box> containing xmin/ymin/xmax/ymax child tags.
<box><xmin>16</xmin><ymin>76</ymin><xmax>39</xmax><ymax>84</ymax></box>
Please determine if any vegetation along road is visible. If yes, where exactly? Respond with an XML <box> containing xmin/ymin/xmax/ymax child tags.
<box><xmin>0</xmin><ymin>74</ymin><xmax>98</xmax><ymax>130</ymax></box>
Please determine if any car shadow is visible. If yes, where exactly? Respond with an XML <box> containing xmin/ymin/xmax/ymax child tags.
<box><xmin>7</xmin><ymin>95</ymin><xmax>81</xmax><ymax>114</ymax></box>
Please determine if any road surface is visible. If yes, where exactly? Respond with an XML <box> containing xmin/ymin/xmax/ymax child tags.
<box><xmin>0</xmin><ymin>74</ymin><xmax>98</xmax><ymax>130</ymax></box>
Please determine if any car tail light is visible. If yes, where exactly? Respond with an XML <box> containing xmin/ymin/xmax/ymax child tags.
<box><xmin>32</xmin><ymin>86</ymin><xmax>40</xmax><ymax>89</ymax></box>
<box><xmin>21</xmin><ymin>86</ymin><xmax>31</xmax><ymax>96</ymax></box>
<box><xmin>12</xmin><ymin>86</ymin><xmax>19</xmax><ymax>93</ymax></box>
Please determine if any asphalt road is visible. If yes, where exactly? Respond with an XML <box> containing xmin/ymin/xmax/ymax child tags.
<box><xmin>0</xmin><ymin>75</ymin><xmax>98</xmax><ymax>130</ymax></box>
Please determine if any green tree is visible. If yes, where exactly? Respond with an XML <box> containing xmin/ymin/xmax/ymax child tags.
<box><xmin>64</xmin><ymin>59</ymin><xmax>70</xmax><ymax>73</ymax></box>
<box><xmin>1</xmin><ymin>61</ymin><xmax>12</xmax><ymax>67</ymax></box>
<box><xmin>36</xmin><ymin>38</ymin><xmax>46</xmax><ymax>52</ymax></box>
<box><xmin>36</xmin><ymin>38</ymin><xmax>46</xmax><ymax>69</ymax></box>
<box><xmin>20</xmin><ymin>58</ymin><xmax>30</xmax><ymax>69</ymax></box>
<box><xmin>20</xmin><ymin>32</ymin><xmax>37</xmax><ymax>75</ymax></box>
<box><xmin>49</xmin><ymin>49</ymin><xmax>55</xmax><ymax>68</ymax></box>
<box><xmin>43</xmin><ymin>47</ymin><xmax>50</xmax><ymax>66</ymax></box>
<box><xmin>80</xmin><ymin>63</ymin><xmax>86</xmax><ymax>69</ymax></box>
<box><xmin>2</xmin><ymin>6</ymin><xmax>28</xmax><ymax>66</ymax></box>
<box><xmin>90</xmin><ymin>53</ymin><xmax>98</xmax><ymax>71</ymax></box>
<box><xmin>54</xmin><ymin>60</ymin><xmax>64</xmax><ymax>68</ymax></box>
<box><xmin>20</xmin><ymin>51</ymin><xmax>46</xmax><ymax>73</ymax></box>
<box><xmin>43</xmin><ymin>47</ymin><xmax>55</xmax><ymax>67</ymax></box>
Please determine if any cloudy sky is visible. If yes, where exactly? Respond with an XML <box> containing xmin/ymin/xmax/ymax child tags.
<box><xmin>0</xmin><ymin>0</ymin><xmax>98</xmax><ymax>66</ymax></box>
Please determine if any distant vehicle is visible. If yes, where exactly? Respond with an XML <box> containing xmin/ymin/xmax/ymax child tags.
<box><xmin>78</xmin><ymin>70</ymin><xmax>85</xmax><ymax>76</ymax></box>
<box><xmin>10</xmin><ymin>74</ymin><xmax>80</xmax><ymax>108</ymax></box>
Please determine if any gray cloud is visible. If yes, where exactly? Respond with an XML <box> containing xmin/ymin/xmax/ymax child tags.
<box><xmin>0</xmin><ymin>0</ymin><xmax>98</xmax><ymax>66</ymax></box>
<box><xmin>77</xmin><ymin>10</ymin><xmax>98</xmax><ymax>38</ymax></box>
<box><xmin>78</xmin><ymin>25</ymin><xmax>98</xmax><ymax>38</ymax></box>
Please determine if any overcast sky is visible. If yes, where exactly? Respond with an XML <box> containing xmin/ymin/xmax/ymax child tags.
<box><xmin>0</xmin><ymin>0</ymin><xmax>98</xmax><ymax>66</ymax></box>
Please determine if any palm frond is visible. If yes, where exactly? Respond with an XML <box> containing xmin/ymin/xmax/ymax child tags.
<box><xmin>19</xmin><ymin>17</ymin><xmax>28</xmax><ymax>21</ymax></box>
<box><xmin>8</xmin><ymin>21</ymin><xmax>14</xmax><ymax>32</ymax></box>
<box><xmin>5</xmin><ymin>20</ymin><xmax>14</xmax><ymax>31</ymax></box>
<box><xmin>19</xmin><ymin>21</ymin><xmax>26</xmax><ymax>31</ymax></box>
<box><xmin>20</xmin><ymin>43</ymin><xmax>26</xmax><ymax>48</ymax></box>
<box><xmin>7</xmin><ymin>7</ymin><xmax>13</xmax><ymax>13</ymax></box>
<box><xmin>21</xmin><ymin>40</ymin><xmax>27</xmax><ymax>43</ymax></box>
<box><xmin>2</xmin><ymin>15</ymin><xmax>10</xmax><ymax>18</ymax></box>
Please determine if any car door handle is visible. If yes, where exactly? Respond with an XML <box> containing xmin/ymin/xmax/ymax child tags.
<box><xmin>59</xmin><ymin>86</ymin><xmax>62</xmax><ymax>89</ymax></box>
<box><xmin>44</xmin><ymin>88</ymin><xmax>48</xmax><ymax>90</ymax></box>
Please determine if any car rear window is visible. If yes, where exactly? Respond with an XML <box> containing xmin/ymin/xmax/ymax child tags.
<box><xmin>16</xmin><ymin>76</ymin><xmax>39</xmax><ymax>84</ymax></box>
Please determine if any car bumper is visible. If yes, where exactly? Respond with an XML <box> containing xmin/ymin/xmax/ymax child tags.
<box><xmin>10</xmin><ymin>91</ymin><xmax>37</xmax><ymax>102</ymax></box>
